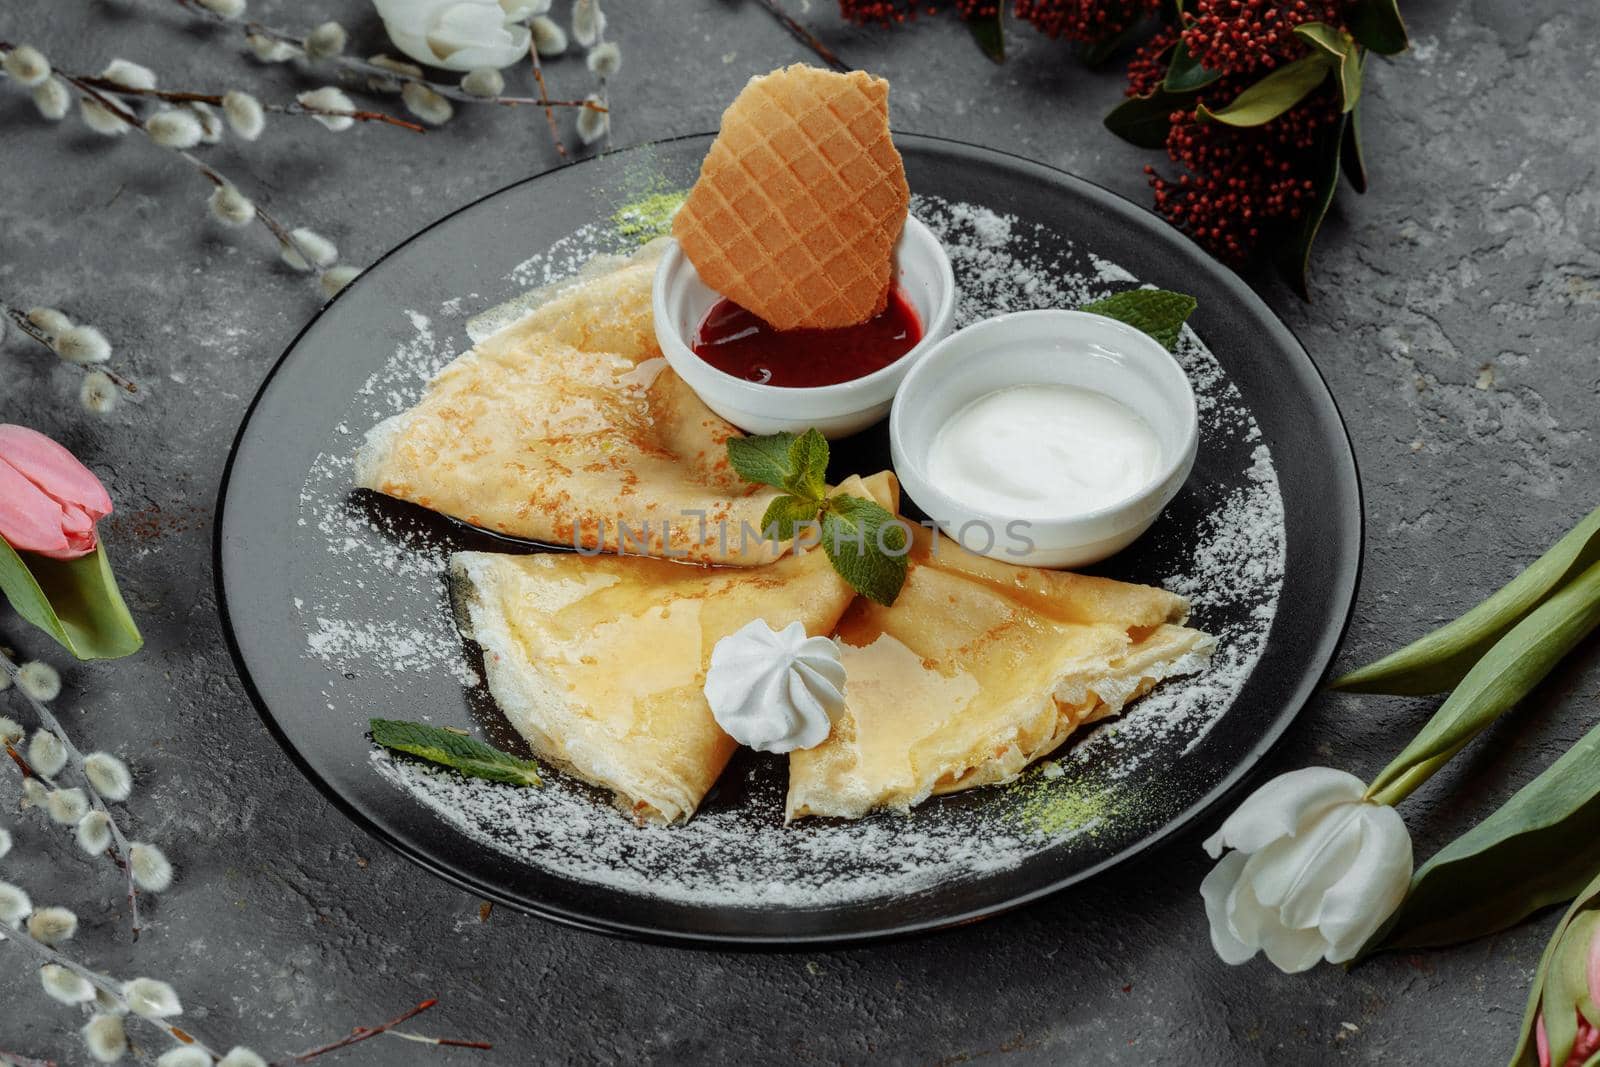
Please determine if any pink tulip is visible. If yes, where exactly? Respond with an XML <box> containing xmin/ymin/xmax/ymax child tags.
<box><xmin>1536</xmin><ymin>925</ymin><xmax>1600</xmax><ymax>1067</ymax></box>
<box><xmin>0</xmin><ymin>425</ymin><xmax>113</xmax><ymax>560</ymax></box>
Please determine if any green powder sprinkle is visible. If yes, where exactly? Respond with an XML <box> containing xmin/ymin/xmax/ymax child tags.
<box><xmin>612</xmin><ymin>190</ymin><xmax>687</xmax><ymax>245</ymax></box>
<box><xmin>1013</xmin><ymin>763</ymin><xmax>1114</xmax><ymax>837</ymax></box>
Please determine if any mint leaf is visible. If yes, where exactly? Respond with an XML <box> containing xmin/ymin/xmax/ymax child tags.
<box><xmin>761</xmin><ymin>494</ymin><xmax>823</xmax><ymax>542</ymax></box>
<box><xmin>370</xmin><ymin>719</ymin><xmax>541</xmax><ymax>786</ymax></box>
<box><xmin>727</xmin><ymin>429</ymin><xmax>830</xmax><ymax>501</ymax></box>
<box><xmin>785</xmin><ymin>428</ymin><xmax>829</xmax><ymax>501</ymax></box>
<box><xmin>726</xmin><ymin>432</ymin><xmax>797</xmax><ymax>491</ymax></box>
<box><xmin>820</xmin><ymin>495</ymin><xmax>909</xmax><ymax>606</ymax></box>
<box><xmin>1078</xmin><ymin>288</ymin><xmax>1198</xmax><ymax>351</ymax></box>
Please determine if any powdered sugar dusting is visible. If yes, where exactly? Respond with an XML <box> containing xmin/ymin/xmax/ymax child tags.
<box><xmin>278</xmin><ymin>193</ymin><xmax>1292</xmax><ymax>909</ymax></box>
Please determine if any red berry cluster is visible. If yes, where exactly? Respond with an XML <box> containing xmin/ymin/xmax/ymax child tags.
<box><xmin>1013</xmin><ymin>0</ymin><xmax>1159</xmax><ymax>41</ymax></box>
<box><xmin>1181</xmin><ymin>0</ymin><xmax>1346</xmax><ymax>74</ymax></box>
<box><xmin>1146</xmin><ymin>79</ymin><xmax>1341</xmax><ymax>263</ymax></box>
<box><xmin>1125</xmin><ymin>24</ymin><xmax>1181</xmax><ymax>96</ymax></box>
<box><xmin>837</xmin><ymin>0</ymin><xmax>998</xmax><ymax>24</ymax></box>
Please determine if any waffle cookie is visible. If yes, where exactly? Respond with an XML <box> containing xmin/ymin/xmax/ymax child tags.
<box><xmin>672</xmin><ymin>64</ymin><xmax>910</xmax><ymax>331</ymax></box>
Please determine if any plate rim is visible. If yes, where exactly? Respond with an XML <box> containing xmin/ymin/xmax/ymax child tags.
<box><xmin>213</xmin><ymin>131</ymin><xmax>1365</xmax><ymax>948</ymax></box>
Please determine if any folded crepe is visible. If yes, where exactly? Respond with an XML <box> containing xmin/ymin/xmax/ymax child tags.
<box><xmin>787</xmin><ymin>529</ymin><xmax>1216</xmax><ymax>821</ymax></box>
<box><xmin>355</xmin><ymin>243</ymin><xmax>784</xmax><ymax>565</ymax></box>
<box><xmin>451</xmin><ymin>473</ymin><xmax>895</xmax><ymax>824</ymax></box>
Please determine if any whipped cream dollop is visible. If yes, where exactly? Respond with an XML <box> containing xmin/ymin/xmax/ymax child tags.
<box><xmin>703</xmin><ymin>619</ymin><xmax>847</xmax><ymax>753</ymax></box>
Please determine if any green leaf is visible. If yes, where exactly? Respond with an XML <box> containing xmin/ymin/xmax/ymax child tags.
<box><xmin>760</xmin><ymin>494</ymin><xmax>823</xmax><ymax>543</ymax></box>
<box><xmin>965</xmin><ymin>8</ymin><xmax>1004</xmax><ymax>63</ymax></box>
<box><xmin>1339</xmin><ymin>44</ymin><xmax>1363</xmax><ymax>113</ymax></box>
<box><xmin>1347</xmin><ymin>0</ymin><xmax>1409</xmax><ymax>55</ymax></box>
<box><xmin>725</xmin><ymin>430</ymin><xmax>829</xmax><ymax>502</ymax></box>
<box><xmin>819</xmin><ymin>495</ymin><xmax>908</xmax><ymax>606</ymax></box>
<box><xmin>1078</xmin><ymin>289</ymin><xmax>1198</xmax><ymax>351</ymax></box>
<box><xmin>785</xmin><ymin>428</ymin><xmax>829</xmax><ymax>502</ymax></box>
<box><xmin>1292</xmin><ymin>23</ymin><xmax>1363</xmax><ymax>112</ymax></box>
<box><xmin>1080</xmin><ymin>15</ymin><xmax>1154</xmax><ymax>68</ymax></box>
<box><xmin>1509</xmin><ymin>869</ymin><xmax>1600</xmax><ymax>1067</ymax></box>
<box><xmin>1341</xmin><ymin>96</ymin><xmax>1368</xmax><ymax>193</ymax></box>
<box><xmin>1277</xmin><ymin>113</ymin><xmax>1346</xmax><ymax>301</ymax></box>
<box><xmin>725</xmin><ymin>432</ymin><xmax>797</xmax><ymax>492</ymax></box>
<box><xmin>1103</xmin><ymin>88</ymin><xmax>1194</xmax><ymax>149</ymax></box>
<box><xmin>1368</xmin><ymin>718</ymin><xmax>1600</xmax><ymax>953</ymax></box>
<box><xmin>1336</xmin><ymin>504</ymin><xmax>1600</xmax><ymax>694</ymax></box>
<box><xmin>1366</xmin><ymin>558</ymin><xmax>1600</xmax><ymax>804</ymax></box>
<box><xmin>370</xmin><ymin>718</ymin><xmax>541</xmax><ymax>786</ymax></box>
<box><xmin>1163</xmin><ymin>39</ymin><xmax>1220</xmax><ymax>92</ymax></box>
<box><xmin>0</xmin><ymin>540</ymin><xmax>142</xmax><ymax>661</ymax></box>
<box><xmin>1196</xmin><ymin>54</ymin><xmax>1333</xmax><ymax>127</ymax></box>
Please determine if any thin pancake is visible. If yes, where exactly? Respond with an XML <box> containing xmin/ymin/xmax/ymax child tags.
<box><xmin>786</xmin><ymin>529</ymin><xmax>1215</xmax><ymax>820</ymax></box>
<box><xmin>452</xmin><ymin>474</ymin><xmax>895</xmax><ymax>824</ymax></box>
<box><xmin>355</xmin><ymin>244</ymin><xmax>784</xmax><ymax>565</ymax></box>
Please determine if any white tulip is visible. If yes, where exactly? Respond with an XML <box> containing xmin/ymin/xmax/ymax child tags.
<box><xmin>372</xmin><ymin>0</ymin><xmax>533</xmax><ymax>72</ymax></box>
<box><xmin>1199</xmin><ymin>767</ymin><xmax>1412</xmax><ymax>972</ymax></box>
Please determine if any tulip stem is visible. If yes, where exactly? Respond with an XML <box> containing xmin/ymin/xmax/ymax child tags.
<box><xmin>1365</xmin><ymin>735</ymin><xmax>1471</xmax><ymax>808</ymax></box>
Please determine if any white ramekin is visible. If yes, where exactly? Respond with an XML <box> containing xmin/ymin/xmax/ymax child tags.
<box><xmin>889</xmin><ymin>309</ymin><xmax>1199</xmax><ymax>569</ymax></box>
<box><xmin>652</xmin><ymin>216</ymin><xmax>956</xmax><ymax>439</ymax></box>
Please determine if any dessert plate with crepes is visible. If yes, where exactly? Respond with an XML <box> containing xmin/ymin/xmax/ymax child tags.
<box><xmin>217</xmin><ymin>68</ymin><xmax>1360</xmax><ymax>944</ymax></box>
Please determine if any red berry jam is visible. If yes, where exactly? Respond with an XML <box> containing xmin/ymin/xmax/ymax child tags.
<box><xmin>691</xmin><ymin>288</ymin><xmax>922</xmax><ymax>388</ymax></box>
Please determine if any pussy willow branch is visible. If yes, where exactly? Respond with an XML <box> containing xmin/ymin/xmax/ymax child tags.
<box><xmin>0</xmin><ymin>302</ymin><xmax>143</xmax><ymax>400</ymax></box>
<box><xmin>589</xmin><ymin>10</ymin><xmax>614</xmax><ymax>152</ymax></box>
<box><xmin>754</xmin><ymin>0</ymin><xmax>850</xmax><ymax>71</ymax></box>
<box><xmin>528</xmin><ymin>39</ymin><xmax>566</xmax><ymax>160</ymax></box>
<box><xmin>8</xmin><ymin>52</ymin><xmax>331</xmax><ymax>283</ymax></box>
<box><xmin>0</xmin><ymin>916</ymin><xmax>487</xmax><ymax>1062</ymax></box>
<box><xmin>0</xmin><ymin>651</ymin><xmax>141</xmax><ymax>938</ymax></box>
<box><xmin>1</xmin><ymin>919</ymin><xmax>224</xmax><ymax>1059</ymax></box>
<box><xmin>163</xmin><ymin>0</ymin><xmax>605</xmax><ymax>113</ymax></box>
<box><xmin>73</xmin><ymin>75</ymin><xmax>425</xmax><ymax>133</ymax></box>
<box><xmin>270</xmin><ymin>999</ymin><xmax>450</xmax><ymax>1065</ymax></box>
<box><xmin>0</xmin><ymin>1049</ymin><xmax>54</xmax><ymax>1067</ymax></box>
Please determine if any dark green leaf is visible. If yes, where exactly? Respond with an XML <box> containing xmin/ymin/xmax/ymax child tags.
<box><xmin>1277</xmin><ymin>113</ymin><xmax>1346</xmax><ymax>301</ymax></box>
<box><xmin>1347</xmin><ymin>0</ymin><xmax>1409</xmax><ymax>55</ymax></box>
<box><xmin>760</xmin><ymin>494</ymin><xmax>822</xmax><ymax>543</ymax></box>
<box><xmin>1339</xmin><ymin>43</ymin><xmax>1364</xmax><ymax>112</ymax></box>
<box><xmin>1291</xmin><ymin>21</ymin><xmax>1348</xmax><ymax>56</ymax></box>
<box><xmin>1078</xmin><ymin>289</ymin><xmax>1197</xmax><ymax>351</ymax></box>
<box><xmin>1366</xmin><ymin>558</ymin><xmax>1600</xmax><ymax>803</ymax></box>
<box><xmin>1080</xmin><ymin>15</ymin><xmax>1154</xmax><ymax>68</ymax></box>
<box><xmin>1163</xmin><ymin>39</ymin><xmax>1220</xmax><ymax>92</ymax></box>
<box><xmin>1103</xmin><ymin>88</ymin><xmax>1194</xmax><ymax>149</ymax></box>
<box><xmin>370</xmin><ymin>718</ymin><xmax>541</xmax><ymax>786</ymax></box>
<box><xmin>965</xmin><ymin>8</ymin><xmax>1005</xmax><ymax>63</ymax></box>
<box><xmin>0</xmin><ymin>540</ymin><xmax>142</xmax><ymax>661</ymax></box>
<box><xmin>1341</xmin><ymin>96</ymin><xmax>1368</xmax><ymax>193</ymax></box>
<box><xmin>1509</xmin><ymin>869</ymin><xmax>1600</xmax><ymax>1067</ymax></box>
<box><xmin>1336</xmin><ymin>504</ymin><xmax>1600</xmax><ymax>694</ymax></box>
<box><xmin>725</xmin><ymin>432</ymin><xmax>797</xmax><ymax>492</ymax></box>
<box><xmin>785</xmin><ymin>428</ymin><xmax>829</xmax><ymax>501</ymax></box>
<box><xmin>819</xmin><ymin>495</ymin><xmax>908</xmax><ymax>606</ymax></box>
<box><xmin>1368</xmin><ymin>718</ymin><xmax>1600</xmax><ymax>953</ymax></box>
<box><xmin>1197</xmin><ymin>54</ymin><xmax>1333</xmax><ymax>127</ymax></box>
<box><xmin>1292</xmin><ymin>23</ymin><xmax>1363</xmax><ymax>112</ymax></box>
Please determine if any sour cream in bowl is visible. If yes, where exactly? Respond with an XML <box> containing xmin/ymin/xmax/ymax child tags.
<box><xmin>889</xmin><ymin>308</ymin><xmax>1198</xmax><ymax>568</ymax></box>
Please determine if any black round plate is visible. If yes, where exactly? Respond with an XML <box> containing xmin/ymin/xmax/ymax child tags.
<box><xmin>216</xmin><ymin>134</ymin><xmax>1361</xmax><ymax>946</ymax></box>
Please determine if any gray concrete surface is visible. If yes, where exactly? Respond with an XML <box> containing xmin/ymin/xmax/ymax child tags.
<box><xmin>3</xmin><ymin>0</ymin><xmax>1598</xmax><ymax>1062</ymax></box>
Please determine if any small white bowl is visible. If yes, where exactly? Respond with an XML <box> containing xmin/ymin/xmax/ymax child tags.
<box><xmin>889</xmin><ymin>309</ymin><xmax>1199</xmax><ymax>569</ymax></box>
<box><xmin>652</xmin><ymin>215</ymin><xmax>956</xmax><ymax>439</ymax></box>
